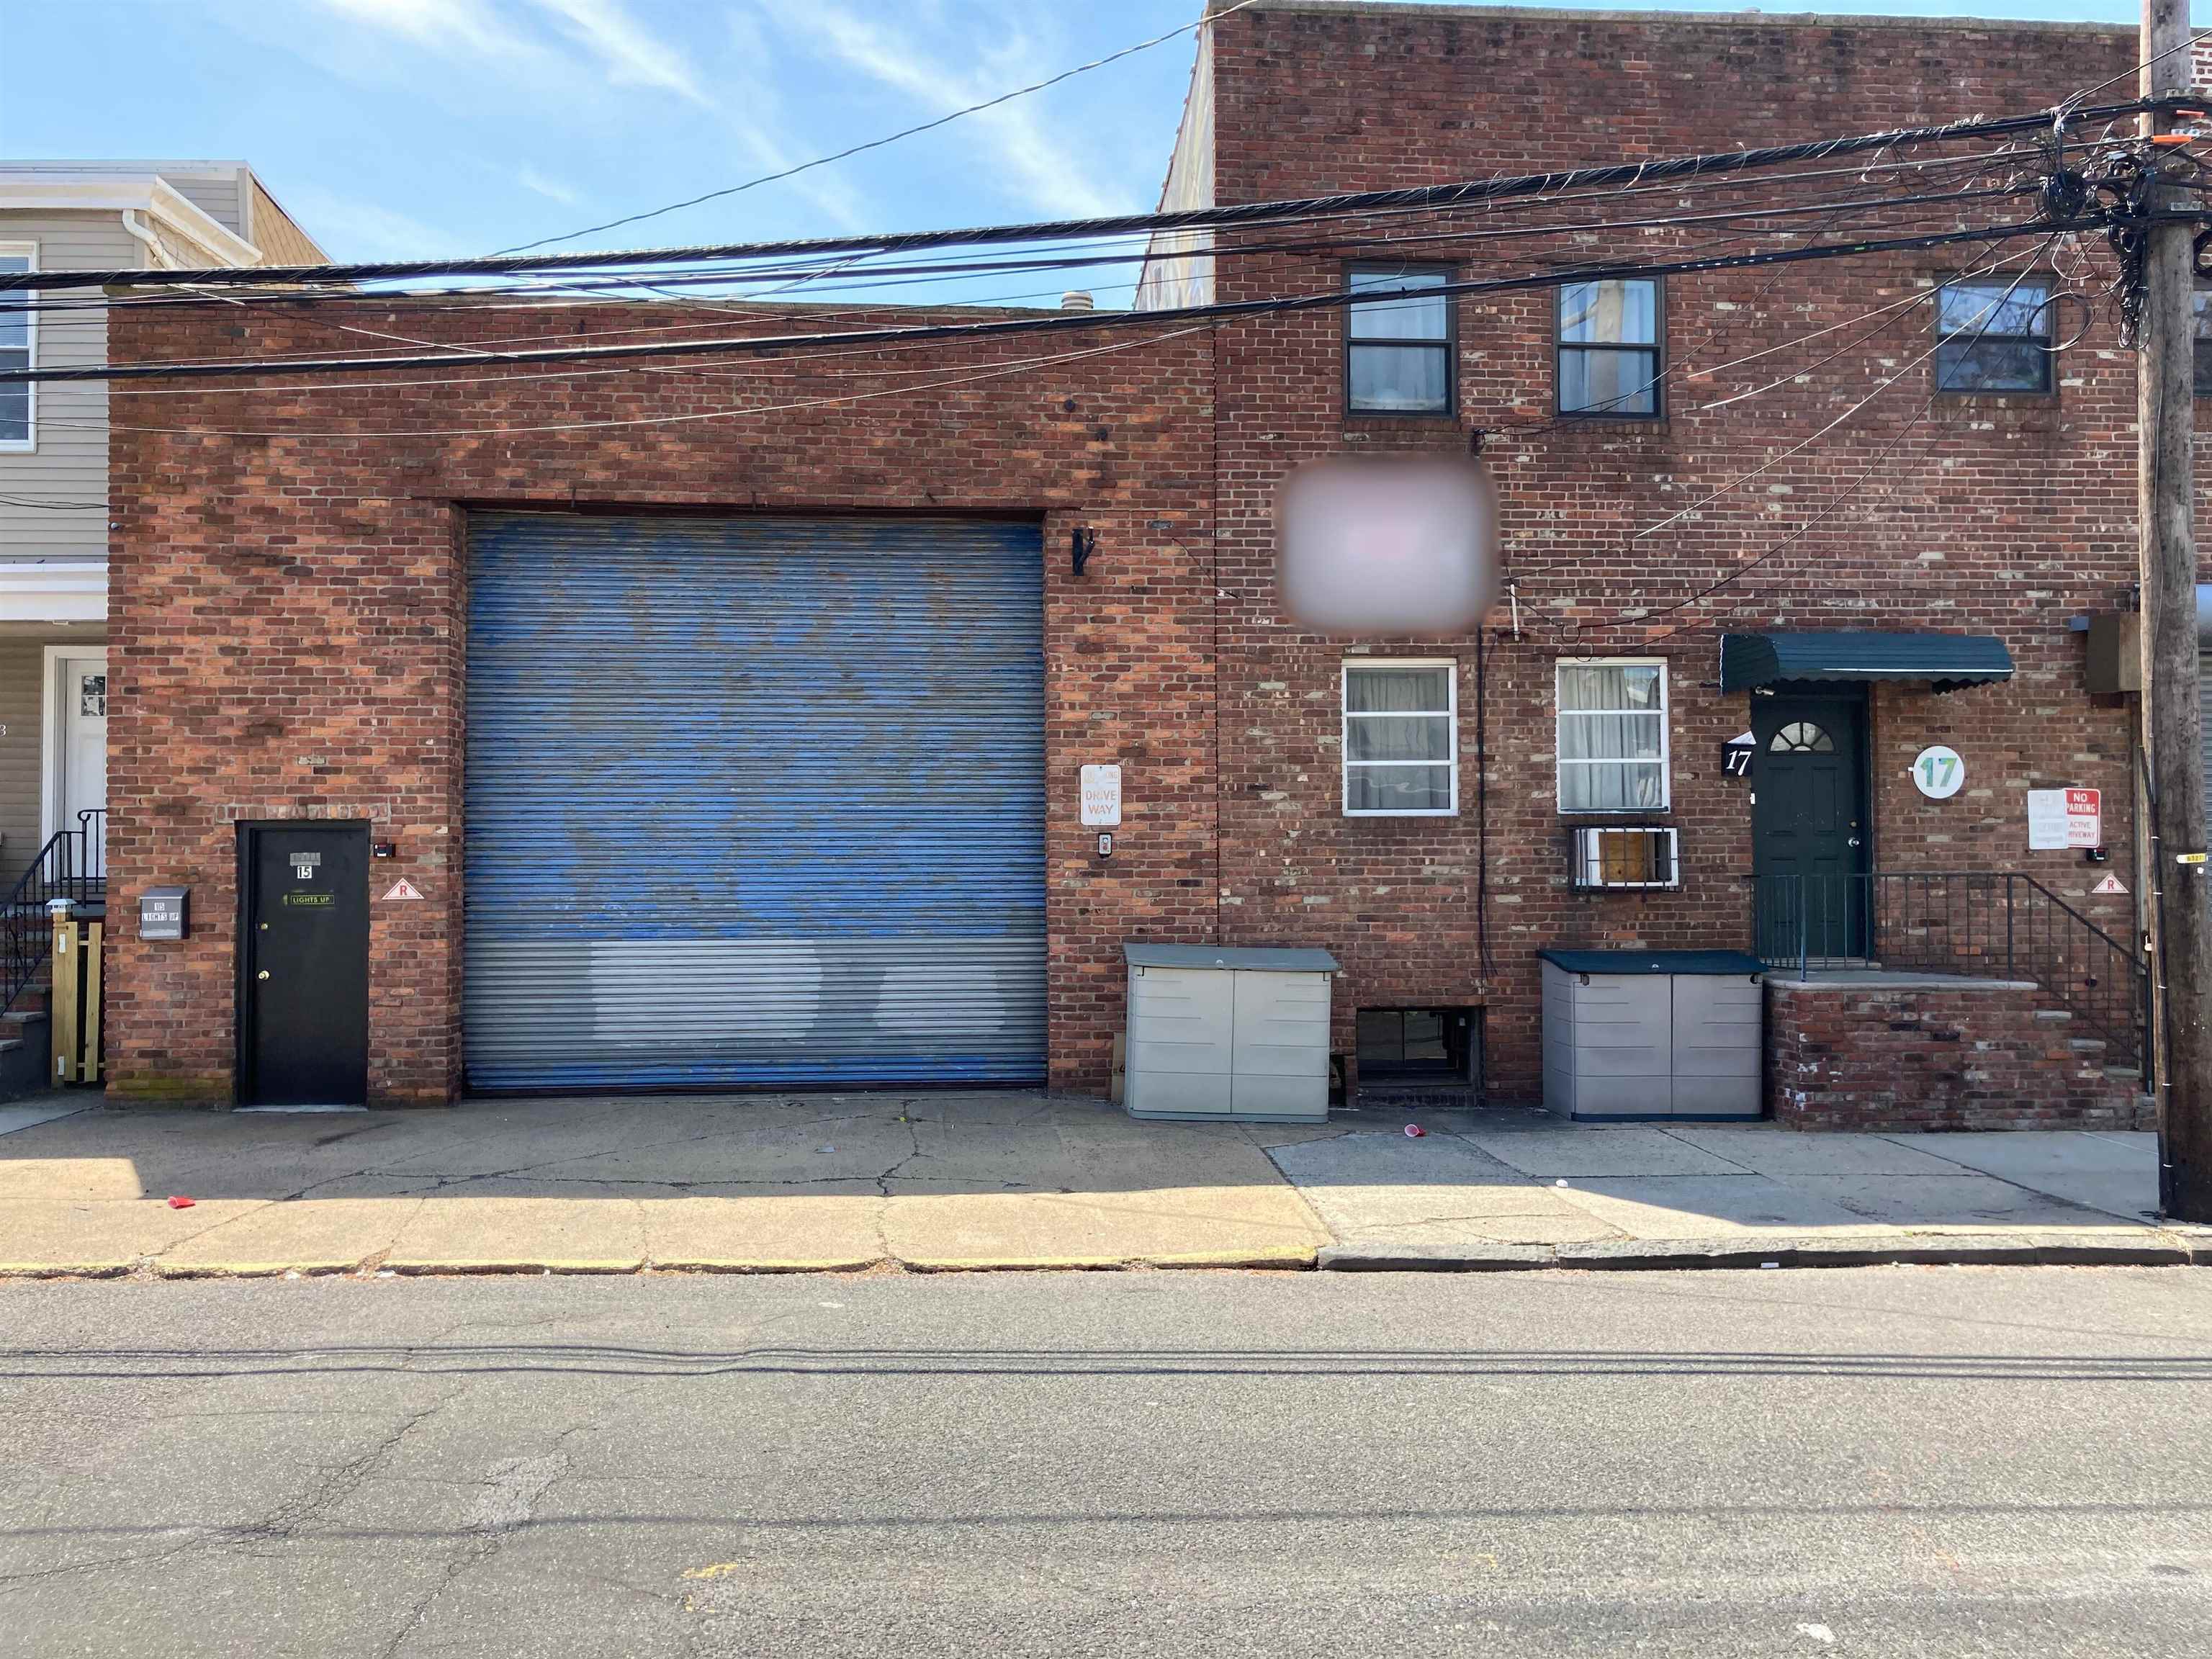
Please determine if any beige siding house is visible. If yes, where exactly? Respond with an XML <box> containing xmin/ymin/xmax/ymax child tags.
<box><xmin>0</xmin><ymin>162</ymin><xmax>324</xmax><ymax>889</ymax></box>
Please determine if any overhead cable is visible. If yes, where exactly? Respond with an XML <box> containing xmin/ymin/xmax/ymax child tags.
<box><xmin>0</xmin><ymin>96</ymin><xmax>2180</xmax><ymax>295</ymax></box>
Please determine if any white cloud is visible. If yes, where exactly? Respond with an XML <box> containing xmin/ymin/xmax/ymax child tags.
<box><xmin>313</xmin><ymin>0</ymin><xmax>538</xmax><ymax>63</ymax></box>
<box><xmin>518</xmin><ymin>166</ymin><xmax>580</xmax><ymax>204</ymax></box>
<box><xmin>280</xmin><ymin>183</ymin><xmax>456</xmax><ymax>260</ymax></box>
<box><xmin>525</xmin><ymin>0</ymin><xmax>706</xmax><ymax>104</ymax></box>
<box><xmin>755</xmin><ymin>0</ymin><xmax>1130</xmax><ymax>220</ymax></box>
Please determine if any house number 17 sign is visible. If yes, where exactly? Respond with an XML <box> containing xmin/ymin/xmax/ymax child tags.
<box><xmin>1912</xmin><ymin>745</ymin><xmax>1964</xmax><ymax>799</ymax></box>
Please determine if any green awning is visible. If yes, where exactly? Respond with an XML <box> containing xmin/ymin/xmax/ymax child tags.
<box><xmin>1719</xmin><ymin>631</ymin><xmax>2013</xmax><ymax>695</ymax></box>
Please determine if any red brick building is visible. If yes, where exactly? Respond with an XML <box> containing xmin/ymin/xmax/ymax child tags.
<box><xmin>102</xmin><ymin>4</ymin><xmax>2162</xmax><ymax>1121</ymax></box>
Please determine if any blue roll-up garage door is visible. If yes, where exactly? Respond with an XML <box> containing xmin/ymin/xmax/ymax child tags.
<box><xmin>464</xmin><ymin>513</ymin><xmax>1045</xmax><ymax>1090</ymax></box>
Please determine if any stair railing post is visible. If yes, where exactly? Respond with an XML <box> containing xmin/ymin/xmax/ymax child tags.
<box><xmin>46</xmin><ymin>897</ymin><xmax>75</xmax><ymax>1086</ymax></box>
<box><xmin>2005</xmin><ymin>873</ymin><xmax>2015</xmax><ymax>980</ymax></box>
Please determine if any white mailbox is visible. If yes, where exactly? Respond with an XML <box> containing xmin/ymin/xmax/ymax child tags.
<box><xmin>1123</xmin><ymin>943</ymin><xmax>1340</xmax><ymax>1123</ymax></box>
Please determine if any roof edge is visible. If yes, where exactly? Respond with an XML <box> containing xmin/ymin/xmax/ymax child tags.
<box><xmin>1215</xmin><ymin>2</ymin><xmax>2130</xmax><ymax>39</ymax></box>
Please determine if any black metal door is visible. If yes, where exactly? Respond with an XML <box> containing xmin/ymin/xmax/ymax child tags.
<box><xmin>239</xmin><ymin>822</ymin><xmax>369</xmax><ymax>1107</ymax></box>
<box><xmin>1752</xmin><ymin>693</ymin><xmax>1869</xmax><ymax>961</ymax></box>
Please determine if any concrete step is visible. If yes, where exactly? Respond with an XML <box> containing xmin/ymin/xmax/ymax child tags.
<box><xmin>2031</xmin><ymin>1009</ymin><xmax>2074</xmax><ymax>1025</ymax></box>
<box><xmin>2066</xmin><ymin>1037</ymin><xmax>2108</xmax><ymax>1053</ymax></box>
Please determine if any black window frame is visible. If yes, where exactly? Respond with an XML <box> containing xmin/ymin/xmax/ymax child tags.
<box><xmin>1932</xmin><ymin>273</ymin><xmax>2055</xmax><ymax>397</ymax></box>
<box><xmin>1555</xmin><ymin>276</ymin><xmax>1665</xmax><ymax>421</ymax></box>
<box><xmin>1343</xmin><ymin>262</ymin><xmax>1456</xmax><ymax>418</ymax></box>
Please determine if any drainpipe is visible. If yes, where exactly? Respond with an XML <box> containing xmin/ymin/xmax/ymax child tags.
<box><xmin>120</xmin><ymin>211</ymin><xmax>177</xmax><ymax>269</ymax></box>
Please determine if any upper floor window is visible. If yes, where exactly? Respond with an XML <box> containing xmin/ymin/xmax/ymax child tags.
<box><xmin>1557</xmin><ymin>660</ymin><xmax>1668</xmax><ymax>812</ymax></box>
<box><xmin>1345</xmin><ymin>266</ymin><xmax>1452</xmax><ymax>415</ymax></box>
<box><xmin>0</xmin><ymin>247</ymin><xmax>31</xmax><ymax>449</ymax></box>
<box><xmin>1343</xmin><ymin>660</ymin><xmax>1457</xmax><ymax>816</ymax></box>
<box><xmin>1934</xmin><ymin>276</ymin><xmax>2052</xmax><ymax>395</ymax></box>
<box><xmin>1558</xmin><ymin>279</ymin><xmax>1661</xmax><ymax>418</ymax></box>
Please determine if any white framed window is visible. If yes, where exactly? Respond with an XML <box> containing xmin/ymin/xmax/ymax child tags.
<box><xmin>0</xmin><ymin>243</ymin><xmax>32</xmax><ymax>451</ymax></box>
<box><xmin>1556</xmin><ymin>659</ymin><xmax>1668</xmax><ymax>813</ymax></box>
<box><xmin>1342</xmin><ymin>660</ymin><xmax>1457</xmax><ymax>816</ymax></box>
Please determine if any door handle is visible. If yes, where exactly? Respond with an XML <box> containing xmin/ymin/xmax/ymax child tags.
<box><xmin>258</xmin><ymin>970</ymin><xmax>271</xmax><ymax>981</ymax></box>
<box><xmin>1846</xmin><ymin>837</ymin><xmax>1861</xmax><ymax>848</ymax></box>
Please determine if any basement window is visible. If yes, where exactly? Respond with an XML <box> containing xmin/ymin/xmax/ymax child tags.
<box><xmin>1934</xmin><ymin>276</ymin><xmax>2052</xmax><ymax>394</ymax></box>
<box><xmin>1357</xmin><ymin>1007</ymin><xmax>1477</xmax><ymax>1082</ymax></box>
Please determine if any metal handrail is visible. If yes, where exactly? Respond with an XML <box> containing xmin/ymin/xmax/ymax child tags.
<box><xmin>1</xmin><ymin>816</ymin><xmax>107</xmax><ymax>1015</ymax></box>
<box><xmin>1746</xmin><ymin>870</ymin><xmax>2148</xmax><ymax>1072</ymax></box>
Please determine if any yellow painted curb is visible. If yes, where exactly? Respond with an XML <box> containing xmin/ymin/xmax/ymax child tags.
<box><xmin>649</xmin><ymin>1256</ymin><xmax>884</xmax><ymax>1274</ymax></box>
<box><xmin>155</xmin><ymin>1259</ymin><xmax>360</xmax><ymax>1280</ymax></box>
<box><xmin>900</xmin><ymin>1254</ymin><xmax>1135</xmax><ymax>1273</ymax></box>
<box><xmin>386</xmin><ymin>1257</ymin><xmax>647</xmax><ymax>1275</ymax></box>
<box><xmin>1152</xmin><ymin>1245</ymin><xmax>1319</xmax><ymax>1269</ymax></box>
<box><xmin>0</xmin><ymin>1260</ymin><xmax>134</xmax><ymax>1279</ymax></box>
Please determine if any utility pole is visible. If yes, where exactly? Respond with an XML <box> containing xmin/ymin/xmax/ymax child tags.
<box><xmin>2141</xmin><ymin>0</ymin><xmax>2212</xmax><ymax>1221</ymax></box>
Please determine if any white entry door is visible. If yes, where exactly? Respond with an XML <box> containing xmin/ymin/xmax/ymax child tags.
<box><xmin>47</xmin><ymin>651</ymin><xmax>107</xmax><ymax>871</ymax></box>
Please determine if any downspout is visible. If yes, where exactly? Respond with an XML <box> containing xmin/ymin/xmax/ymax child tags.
<box><xmin>120</xmin><ymin>210</ymin><xmax>178</xmax><ymax>269</ymax></box>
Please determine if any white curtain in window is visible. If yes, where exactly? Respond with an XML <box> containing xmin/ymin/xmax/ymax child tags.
<box><xmin>1557</xmin><ymin>664</ymin><xmax>1665</xmax><ymax>811</ymax></box>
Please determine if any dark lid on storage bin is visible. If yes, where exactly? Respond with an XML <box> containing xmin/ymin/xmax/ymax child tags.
<box><xmin>1124</xmin><ymin>943</ymin><xmax>1341</xmax><ymax>973</ymax></box>
<box><xmin>1538</xmin><ymin>949</ymin><xmax>1766</xmax><ymax>976</ymax></box>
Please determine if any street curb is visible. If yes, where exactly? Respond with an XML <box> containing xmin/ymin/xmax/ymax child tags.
<box><xmin>647</xmin><ymin>1256</ymin><xmax>884</xmax><ymax>1275</ymax></box>
<box><xmin>385</xmin><ymin>1256</ymin><xmax>648</xmax><ymax>1276</ymax></box>
<box><xmin>1318</xmin><ymin>1234</ymin><xmax>2206</xmax><ymax>1272</ymax></box>
<box><xmin>1316</xmin><ymin>1243</ymin><xmax>1552</xmax><ymax>1272</ymax></box>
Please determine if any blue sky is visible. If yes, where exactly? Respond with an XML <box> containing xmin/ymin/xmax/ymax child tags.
<box><xmin>0</xmin><ymin>0</ymin><xmax>2168</xmax><ymax>306</ymax></box>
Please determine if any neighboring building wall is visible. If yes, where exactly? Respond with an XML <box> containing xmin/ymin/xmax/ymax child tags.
<box><xmin>1200</xmin><ymin>4</ymin><xmax>2145</xmax><ymax>1097</ymax></box>
<box><xmin>105</xmin><ymin>302</ymin><xmax>1216</xmax><ymax>1105</ymax></box>
<box><xmin>1134</xmin><ymin>25</ymin><xmax>1216</xmax><ymax>312</ymax></box>
<box><xmin>0</xmin><ymin>211</ymin><xmax>126</xmax><ymax>562</ymax></box>
<box><xmin>158</xmin><ymin>171</ymin><xmax>248</xmax><ymax>238</ymax></box>
<box><xmin>0</xmin><ymin>636</ymin><xmax>55</xmax><ymax>886</ymax></box>
<box><xmin>245</xmin><ymin>179</ymin><xmax>326</xmax><ymax>265</ymax></box>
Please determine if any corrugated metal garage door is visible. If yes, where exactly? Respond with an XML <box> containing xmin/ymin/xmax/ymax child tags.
<box><xmin>464</xmin><ymin>513</ymin><xmax>1046</xmax><ymax>1090</ymax></box>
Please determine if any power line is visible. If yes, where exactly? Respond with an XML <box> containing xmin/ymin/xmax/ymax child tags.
<box><xmin>0</xmin><ymin>96</ymin><xmax>2177</xmax><ymax>296</ymax></box>
<box><xmin>1553</xmin><ymin>243</ymin><xmax>2060</xmax><ymax>642</ymax></box>
<box><xmin>489</xmin><ymin>1</ymin><xmax>1262</xmax><ymax>256</ymax></box>
<box><xmin>63</xmin><ymin>176</ymin><xmax>2033</xmax><ymax>382</ymax></box>
<box><xmin>3</xmin><ymin>219</ymin><xmax>2092</xmax><ymax>386</ymax></box>
<box><xmin>0</xmin><ymin>141</ymin><xmax>2046</xmax><ymax>323</ymax></box>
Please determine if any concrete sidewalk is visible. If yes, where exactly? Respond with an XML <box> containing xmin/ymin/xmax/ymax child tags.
<box><xmin>0</xmin><ymin>1090</ymin><xmax>2202</xmax><ymax>1277</ymax></box>
<box><xmin>1260</xmin><ymin>1109</ymin><xmax>2198</xmax><ymax>1269</ymax></box>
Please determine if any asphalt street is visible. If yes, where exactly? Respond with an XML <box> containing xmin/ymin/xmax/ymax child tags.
<box><xmin>1</xmin><ymin>1267</ymin><xmax>2208</xmax><ymax>1657</ymax></box>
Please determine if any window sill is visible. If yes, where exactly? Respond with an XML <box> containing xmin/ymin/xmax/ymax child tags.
<box><xmin>1342</xmin><ymin>409</ymin><xmax>1458</xmax><ymax>423</ymax></box>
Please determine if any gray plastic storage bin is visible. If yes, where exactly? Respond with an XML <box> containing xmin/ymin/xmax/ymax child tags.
<box><xmin>1539</xmin><ymin>950</ymin><xmax>1764</xmax><ymax>1120</ymax></box>
<box><xmin>1123</xmin><ymin>944</ymin><xmax>1340</xmax><ymax>1122</ymax></box>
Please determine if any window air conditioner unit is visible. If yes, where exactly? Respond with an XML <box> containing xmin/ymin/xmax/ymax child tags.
<box><xmin>1570</xmin><ymin>826</ymin><xmax>1679</xmax><ymax>890</ymax></box>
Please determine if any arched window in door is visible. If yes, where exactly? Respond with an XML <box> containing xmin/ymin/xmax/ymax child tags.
<box><xmin>1768</xmin><ymin>721</ymin><xmax>1834</xmax><ymax>754</ymax></box>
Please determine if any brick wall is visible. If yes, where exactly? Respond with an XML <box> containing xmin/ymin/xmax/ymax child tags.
<box><xmin>1200</xmin><ymin>5</ymin><xmax>2149</xmax><ymax>1096</ymax></box>
<box><xmin>106</xmin><ymin>303</ymin><xmax>1216</xmax><ymax>1103</ymax></box>
<box><xmin>105</xmin><ymin>6</ymin><xmax>2172</xmax><ymax>1109</ymax></box>
<box><xmin>1767</xmin><ymin>978</ymin><xmax>2152</xmax><ymax>1131</ymax></box>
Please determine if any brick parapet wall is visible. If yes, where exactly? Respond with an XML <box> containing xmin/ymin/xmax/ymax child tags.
<box><xmin>1766</xmin><ymin>978</ymin><xmax>2152</xmax><ymax>1131</ymax></box>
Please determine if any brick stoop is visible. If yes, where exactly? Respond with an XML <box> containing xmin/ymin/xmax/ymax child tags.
<box><xmin>1765</xmin><ymin>976</ymin><xmax>2153</xmax><ymax>1132</ymax></box>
